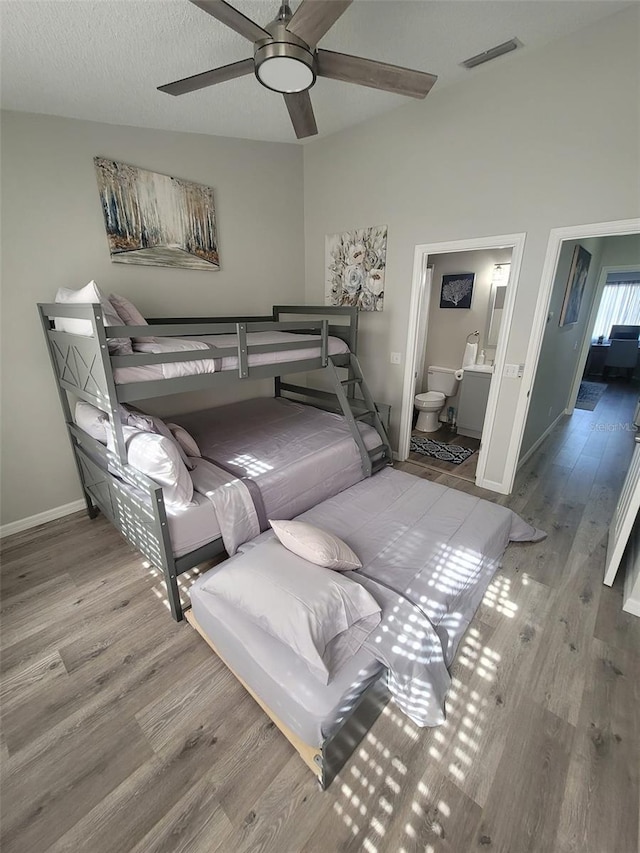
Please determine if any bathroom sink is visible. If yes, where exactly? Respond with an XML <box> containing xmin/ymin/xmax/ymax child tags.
<box><xmin>463</xmin><ymin>364</ymin><xmax>494</xmax><ymax>374</ymax></box>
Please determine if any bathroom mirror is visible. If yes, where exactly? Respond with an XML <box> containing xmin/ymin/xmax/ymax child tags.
<box><xmin>486</xmin><ymin>264</ymin><xmax>510</xmax><ymax>348</ymax></box>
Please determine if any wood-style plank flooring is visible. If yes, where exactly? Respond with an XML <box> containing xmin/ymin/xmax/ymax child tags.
<box><xmin>1</xmin><ymin>380</ymin><xmax>639</xmax><ymax>853</ymax></box>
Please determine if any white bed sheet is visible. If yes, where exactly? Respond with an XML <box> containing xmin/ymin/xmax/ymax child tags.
<box><xmin>115</xmin><ymin>479</ymin><xmax>220</xmax><ymax>558</ymax></box>
<box><xmin>113</xmin><ymin>332</ymin><xmax>349</xmax><ymax>385</ymax></box>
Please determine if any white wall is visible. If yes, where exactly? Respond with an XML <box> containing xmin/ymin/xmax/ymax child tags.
<box><xmin>0</xmin><ymin>111</ymin><xmax>305</xmax><ymax>525</ymax></box>
<box><xmin>303</xmin><ymin>6</ymin><xmax>640</xmax><ymax>485</ymax></box>
<box><xmin>422</xmin><ymin>247</ymin><xmax>512</xmax><ymax>390</ymax></box>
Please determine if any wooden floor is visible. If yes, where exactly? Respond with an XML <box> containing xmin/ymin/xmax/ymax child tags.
<box><xmin>1</xmin><ymin>380</ymin><xmax>639</xmax><ymax>853</ymax></box>
<box><xmin>408</xmin><ymin>426</ymin><xmax>480</xmax><ymax>483</ymax></box>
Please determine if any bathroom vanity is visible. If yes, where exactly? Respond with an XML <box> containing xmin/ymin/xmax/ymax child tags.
<box><xmin>457</xmin><ymin>365</ymin><xmax>493</xmax><ymax>439</ymax></box>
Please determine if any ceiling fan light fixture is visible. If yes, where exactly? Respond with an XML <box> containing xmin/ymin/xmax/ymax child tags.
<box><xmin>255</xmin><ymin>42</ymin><xmax>316</xmax><ymax>93</ymax></box>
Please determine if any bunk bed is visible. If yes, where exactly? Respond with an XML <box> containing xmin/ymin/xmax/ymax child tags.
<box><xmin>39</xmin><ymin>295</ymin><xmax>546</xmax><ymax>789</ymax></box>
<box><xmin>38</xmin><ymin>301</ymin><xmax>392</xmax><ymax>621</ymax></box>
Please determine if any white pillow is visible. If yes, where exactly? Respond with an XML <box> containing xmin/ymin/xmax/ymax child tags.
<box><xmin>200</xmin><ymin>540</ymin><xmax>380</xmax><ymax>683</ymax></box>
<box><xmin>108</xmin><ymin>292</ymin><xmax>156</xmax><ymax>344</ymax></box>
<box><xmin>74</xmin><ymin>400</ymin><xmax>108</xmax><ymax>442</ymax></box>
<box><xmin>167</xmin><ymin>423</ymin><xmax>201</xmax><ymax>458</ymax></box>
<box><xmin>121</xmin><ymin>408</ymin><xmax>191</xmax><ymax>467</ymax></box>
<box><xmin>74</xmin><ymin>401</ymin><xmax>194</xmax><ymax>473</ymax></box>
<box><xmin>107</xmin><ymin>425</ymin><xmax>194</xmax><ymax>509</ymax></box>
<box><xmin>54</xmin><ymin>281</ymin><xmax>132</xmax><ymax>354</ymax></box>
<box><xmin>269</xmin><ymin>519</ymin><xmax>362</xmax><ymax>571</ymax></box>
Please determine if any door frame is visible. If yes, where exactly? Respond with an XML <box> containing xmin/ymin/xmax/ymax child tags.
<box><xmin>507</xmin><ymin>218</ymin><xmax>640</xmax><ymax>490</ymax></box>
<box><xmin>398</xmin><ymin>232</ymin><xmax>526</xmax><ymax>492</ymax></box>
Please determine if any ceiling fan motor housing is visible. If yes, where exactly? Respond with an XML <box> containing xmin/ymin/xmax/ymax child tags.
<box><xmin>254</xmin><ymin>21</ymin><xmax>316</xmax><ymax>93</ymax></box>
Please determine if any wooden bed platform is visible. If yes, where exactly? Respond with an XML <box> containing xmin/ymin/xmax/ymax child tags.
<box><xmin>185</xmin><ymin>609</ymin><xmax>390</xmax><ymax>789</ymax></box>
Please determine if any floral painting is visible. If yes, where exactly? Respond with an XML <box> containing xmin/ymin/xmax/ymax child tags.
<box><xmin>440</xmin><ymin>273</ymin><xmax>475</xmax><ymax>309</ymax></box>
<box><xmin>94</xmin><ymin>157</ymin><xmax>219</xmax><ymax>270</ymax></box>
<box><xmin>325</xmin><ymin>225</ymin><xmax>387</xmax><ymax>311</ymax></box>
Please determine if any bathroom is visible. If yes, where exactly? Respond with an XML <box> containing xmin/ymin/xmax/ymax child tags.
<box><xmin>411</xmin><ymin>247</ymin><xmax>513</xmax><ymax>481</ymax></box>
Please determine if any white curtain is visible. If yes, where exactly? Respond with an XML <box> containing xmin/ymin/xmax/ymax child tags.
<box><xmin>592</xmin><ymin>280</ymin><xmax>640</xmax><ymax>339</ymax></box>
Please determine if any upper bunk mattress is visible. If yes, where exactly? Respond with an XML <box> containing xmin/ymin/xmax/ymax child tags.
<box><xmin>174</xmin><ymin>397</ymin><xmax>382</xmax><ymax>523</ymax></box>
<box><xmin>113</xmin><ymin>332</ymin><xmax>349</xmax><ymax>385</ymax></box>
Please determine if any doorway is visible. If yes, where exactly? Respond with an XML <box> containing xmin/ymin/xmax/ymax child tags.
<box><xmin>514</xmin><ymin>222</ymin><xmax>640</xmax><ymax>476</ymax></box>
<box><xmin>408</xmin><ymin>248</ymin><xmax>513</xmax><ymax>483</ymax></box>
<box><xmin>399</xmin><ymin>233</ymin><xmax>526</xmax><ymax>493</ymax></box>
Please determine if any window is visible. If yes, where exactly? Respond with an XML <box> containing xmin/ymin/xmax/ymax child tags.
<box><xmin>592</xmin><ymin>274</ymin><xmax>640</xmax><ymax>340</ymax></box>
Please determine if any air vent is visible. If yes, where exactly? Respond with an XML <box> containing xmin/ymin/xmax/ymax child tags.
<box><xmin>462</xmin><ymin>38</ymin><xmax>522</xmax><ymax>69</ymax></box>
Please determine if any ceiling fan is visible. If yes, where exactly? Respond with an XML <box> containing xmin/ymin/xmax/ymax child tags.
<box><xmin>158</xmin><ymin>0</ymin><xmax>437</xmax><ymax>139</ymax></box>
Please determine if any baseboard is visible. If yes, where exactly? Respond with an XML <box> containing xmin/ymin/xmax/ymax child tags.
<box><xmin>623</xmin><ymin>596</ymin><xmax>640</xmax><ymax>617</ymax></box>
<box><xmin>0</xmin><ymin>499</ymin><xmax>86</xmax><ymax>539</ymax></box>
<box><xmin>517</xmin><ymin>412</ymin><xmax>565</xmax><ymax>470</ymax></box>
<box><xmin>476</xmin><ymin>477</ymin><xmax>510</xmax><ymax>495</ymax></box>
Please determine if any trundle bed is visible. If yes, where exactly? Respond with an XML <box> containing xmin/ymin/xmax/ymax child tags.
<box><xmin>187</xmin><ymin>468</ymin><xmax>545</xmax><ymax>788</ymax></box>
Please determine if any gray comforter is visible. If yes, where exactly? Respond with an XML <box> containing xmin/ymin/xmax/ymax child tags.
<box><xmin>177</xmin><ymin>397</ymin><xmax>381</xmax><ymax>553</ymax></box>
<box><xmin>241</xmin><ymin>468</ymin><xmax>545</xmax><ymax>727</ymax></box>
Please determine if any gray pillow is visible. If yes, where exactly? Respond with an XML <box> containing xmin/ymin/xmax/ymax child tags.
<box><xmin>200</xmin><ymin>540</ymin><xmax>381</xmax><ymax>684</ymax></box>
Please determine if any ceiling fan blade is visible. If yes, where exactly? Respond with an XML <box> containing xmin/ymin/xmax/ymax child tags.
<box><xmin>189</xmin><ymin>0</ymin><xmax>269</xmax><ymax>42</ymax></box>
<box><xmin>286</xmin><ymin>0</ymin><xmax>352</xmax><ymax>47</ymax></box>
<box><xmin>158</xmin><ymin>57</ymin><xmax>254</xmax><ymax>96</ymax></box>
<box><xmin>283</xmin><ymin>91</ymin><xmax>318</xmax><ymax>139</ymax></box>
<box><xmin>317</xmin><ymin>49</ymin><xmax>437</xmax><ymax>99</ymax></box>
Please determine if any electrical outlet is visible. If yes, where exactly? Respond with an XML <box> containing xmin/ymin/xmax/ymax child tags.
<box><xmin>390</xmin><ymin>352</ymin><xmax>402</xmax><ymax>365</ymax></box>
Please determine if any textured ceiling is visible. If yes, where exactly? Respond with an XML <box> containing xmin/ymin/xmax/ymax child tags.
<box><xmin>0</xmin><ymin>0</ymin><xmax>630</xmax><ymax>143</ymax></box>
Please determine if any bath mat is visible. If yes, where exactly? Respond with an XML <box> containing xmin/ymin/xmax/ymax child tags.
<box><xmin>576</xmin><ymin>381</ymin><xmax>606</xmax><ymax>411</ymax></box>
<box><xmin>410</xmin><ymin>436</ymin><xmax>475</xmax><ymax>465</ymax></box>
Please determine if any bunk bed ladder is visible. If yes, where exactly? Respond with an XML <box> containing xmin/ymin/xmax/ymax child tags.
<box><xmin>327</xmin><ymin>355</ymin><xmax>392</xmax><ymax>477</ymax></box>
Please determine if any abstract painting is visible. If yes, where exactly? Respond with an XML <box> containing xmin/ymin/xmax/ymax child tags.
<box><xmin>440</xmin><ymin>273</ymin><xmax>474</xmax><ymax>309</ymax></box>
<box><xmin>559</xmin><ymin>244</ymin><xmax>591</xmax><ymax>326</ymax></box>
<box><xmin>325</xmin><ymin>225</ymin><xmax>387</xmax><ymax>311</ymax></box>
<box><xmin>94</xmin><ymin>157</ymin><xmax>219</xmax><ymax>270</ymax></box>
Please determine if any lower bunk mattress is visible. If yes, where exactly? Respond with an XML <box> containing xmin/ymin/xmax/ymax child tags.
<box><xmin>174</xmin><ymin>397</ymin><xmax>382</xmax><ymax>523</ymax></box>
<box><xmin>189</xmin><ymin>468</ymin><xmax>545</xmax><ymax>745</ymax></box>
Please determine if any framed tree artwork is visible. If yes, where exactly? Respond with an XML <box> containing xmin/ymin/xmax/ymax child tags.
<box><xmin>94</xmin><ymin>157</ymin><xmax>219</xmax><ymax>270</ymax></box>
<box><xmin>440</xmin><ymin>273</ymin><xmax>474</xmax><ymax>309</ymax></box>
<box><xmin>559</xmin><ymin>244</ymin><xmax>591</xmax><ymax>326</ymax></box>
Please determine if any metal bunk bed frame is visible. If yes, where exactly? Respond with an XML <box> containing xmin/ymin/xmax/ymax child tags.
<box><xmin>37</xmin><ymin>303</ymin><xmax>391</xmax><ymax>622</ymax></box>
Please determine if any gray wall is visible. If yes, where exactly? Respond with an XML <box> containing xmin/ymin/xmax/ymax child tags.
<box><xmin>422</xmin><ymin>247</ymin><xmax>513</xmax><ymax>389</ymax></box>
<box><xmin>520</xmin><ymin>237</ymin><xmax>604</xmax><ymax>457</ymax></box>
<box><xmin>598</xmin><ymin>234</ymin><xmax>640</xmax><ymax>271</ymax></box>
<box><xmin>0</xmin><ymin>111</ymin><xmax>305</xmax><ymax>525</ymax></box>
<box><xmin>303</xmin><ymin>6</ymin><xmax>640</xmax><ymax>486</ymax></box>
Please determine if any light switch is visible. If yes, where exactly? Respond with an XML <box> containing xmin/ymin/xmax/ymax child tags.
<box><xmin>390</xmin><ymin>352</ymin><xmax>402</xmax><ymax>365</ymax></box>
<box><xmin>504</xmin><ymin>363</ymin><xmax>520</xmax><ymax>378</ymax></box>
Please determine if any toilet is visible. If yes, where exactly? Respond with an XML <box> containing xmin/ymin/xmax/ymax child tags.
<box><xmin>414</xmin><ymin>366</ymin><xmax>461</xmax><ymax>432</ymax></box>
